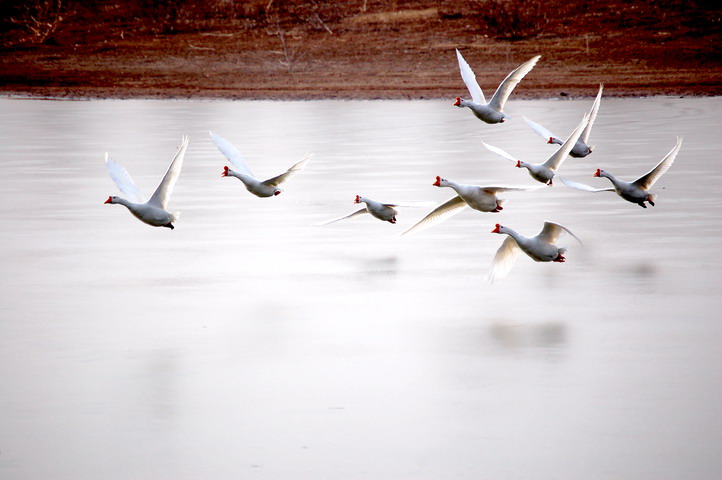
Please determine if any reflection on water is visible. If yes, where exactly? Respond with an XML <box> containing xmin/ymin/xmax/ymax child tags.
<box><xmin>1</xmin><ymin>97</ymin><xmax>722</xmax><ymax>480</ymax></box>
<box><xmin>489</xmin><ymin>322</ymin><xmax>567</xmax><ymax>350</ymax></box>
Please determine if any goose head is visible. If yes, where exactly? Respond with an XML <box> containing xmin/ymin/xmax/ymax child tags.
<box><xmin>515</xmin><ymin>160</ymin><xmax>527</xmax><ymax>169</ymax></box>
<box><xmin>354</xmin><ymin>195</ymin><xmax>364</xmax><ymax>204</ymax></box>
<box><xmin>433</xmin><ymin>176</ymin><xmax>449</xmax><ymax>187</ymax></box>
<box><xmin>104</xmin><ymin>196</ymin><xmax>118</xmax><ymax>204</ymax></box>
<box><xmin>491</xmin><ymin>223</ymin><xmax>505</xmax><ymax>234</ymax></box>
<box><xmin>593</xmin><ymin>168</ymin><xmax>604</xmax><ymax>178</ymax></box>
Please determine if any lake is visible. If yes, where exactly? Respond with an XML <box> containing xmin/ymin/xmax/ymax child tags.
<box><xmin>1</xmin><ymin>96</ymin><xmax>721</xmax><ymax>479</ymax></box>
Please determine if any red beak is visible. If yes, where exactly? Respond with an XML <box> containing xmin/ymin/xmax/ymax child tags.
<box><xmin>593</xmin><ymin>168</ymin><xmax>601</xmax><ymax>177</ymax></box>
<box><xmin>354</xmin><ymin>195</ymin><xmax>361</xmax><ymax>204</ymax></box>
<box><xmin>221</xmin><ymin>166</ymin><xmax>229</xmax><ymax>177</ymax></box>
<box><xmin>453</xmin><ymin>97</ymin><xmax>461</xmax><ymax>106</ymax></box>
<box><xmin>104</xmin><ymin>196</ymin><xmax>112</xmax><ymax>204</ymax></box>
<box><xmin>274</xmin><ymin>190</ymin><xmax>281</xmax><ymax>196</ymax></box>
<box><xmin>547</xmin><ymin>137</ymin><xmax>554</xmax><ymax>144</ymax></box>
<box><xmin>433</xmin><ymin>176</ymin><xmax>441</xmax><ymax>187</ymax></box>
<box><xmin>491</xmin><ymin>224</ymin><xmax>501</xmax><ymax>233</ymax></box>
<box><xmin>515</xmin><ymin>160</ymin><xmax>521</xmax><ymax>168</ymax></box>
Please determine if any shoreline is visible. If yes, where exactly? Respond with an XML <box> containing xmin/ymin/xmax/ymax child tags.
<box><xmin>3</xmin><ymin>88</ymin><xmax>718</xmax><ymax>102</ymax></box>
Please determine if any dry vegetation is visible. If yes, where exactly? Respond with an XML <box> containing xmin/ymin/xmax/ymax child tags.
<box><xmin>1</xmin><ymin>0</ymin><xmax>721</xmax><ymax>99</ymax></box>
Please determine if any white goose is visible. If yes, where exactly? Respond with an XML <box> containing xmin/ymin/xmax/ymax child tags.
<box><xmin>559</xmin><ymin>136</ymin><xmax>683</xmax><ymax>208</ymax></box>
<box><xmin>401</xmin><ymin>176</ymin><xmax>533</xmax><ymax>236</ymax></box>
<box><xmin>524</xmin><ymin>83</ymin><xmax>604</xmax><ymax>158</ymax></box>
<box><xmin>454</xmin><ymin>49</ymin><xmax>541</xmax><ymax>124</ymax></box>
<box><xmin>104</xmin><ymin>135</ymin><xmax>189</xmax><ymax>230</ymax></box>
<box><xmin>319</xmin><ymin>195</ymin><xmax>399</xmax><ymax>225</ymax></box>
<box><xmin>482</xmin><ymin>113</ymin><xmax>590</xmax><ymax>185</ymax></box>
<box><xmin>489</xmin><ymin>221</ymin><xmax>582</xmax><ymax>282</ymax></box>
<box><xmin>210</xmin><ymin>131</ymin><xmax>311</xmax><ymax>197</ymax></box>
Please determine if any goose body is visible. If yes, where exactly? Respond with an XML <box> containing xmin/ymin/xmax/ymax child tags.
<box><xmin>320</xmin><ymin>195</ymin><xmax>399</xmax><ymax>225</ymax></box>
<box><xmin>401</xmin><ymin>176</ymin><xmax>531</xmax><ymax>236</ymax></box>
<box><xmin>489</xmin><ymin>222</ymin><xmax>582</xmax><ymax>282</ymax></box>
<box><xmin>454</xmin><ymin>49</ymin><xmax>540</xmax><ymax>124</ymax></box>
<box><xmin>104</xmin><ymin>135</ymin><xmax>189</xmax><ymax>229</ymax></box>
<box><xmin>559</xmin><ymin>137</ymin><xmax>683</xmax><ymax>208</ymax></box>
<box><xmin>524</xmin><ymin>84</ymin><xmax>604</xmax><ymax>158</ymax></box>
<box><xmin>211</xmin><ymin>131</ymin><xmax>311</xmax><ymax>197</ymax></box>
<box><xmin>483</xmin><ymin>113</ymin><xmax>590</xmax><ymax>185</ymax></box>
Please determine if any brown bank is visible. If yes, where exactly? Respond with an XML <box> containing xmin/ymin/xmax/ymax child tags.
<box><xmin>1</xmin><ymin>0</ymin><xmax>721</xmax><ymax>100</ymax></box>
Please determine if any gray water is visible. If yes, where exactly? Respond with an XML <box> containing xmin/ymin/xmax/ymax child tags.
<box><xmin>1</xmin><ymin>96</ymin><xmax>721</xmax><ymax>479</ymax></box>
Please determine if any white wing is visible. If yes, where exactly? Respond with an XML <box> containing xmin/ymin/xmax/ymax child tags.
<box><xmin>488</xmin><ymin>236</ymin><xmax>522</xmax><ymax>283</ymax></box>
<box><xmin>482</xmin><ymin>186</ymin><xmax>537</xmax><ymax>194</ymax></box>
<box><xmin>316</xmin><ymin>208</ymin><xmax>368</xmax><ymax>226</ymax></box>
<box><xmin>633</xmin><ymin>136</ymin><xmax>682</xmax><ymax>190</ymax></box>
<box><xmin>557</xmin><ymin>175</ymin><xmax>614</xmax><ymax>192</ymax></box>
<box><xmin>542</xmin><ymin>113</ymin><xmax>589</xmax><ymax>171</ymax></box>
<box><xmin>209</xmin><ymin>131</ymin><xmax>255</xmax><ymax>178</ymax></box>
<box><xmin>456</xmin><ymin>49</ymin><xmax>485</xmax><ymax>104</ymax></box>
<box><xmin>537</xmin><ymin>221</ymin><xmax>583</xmax><ymax>246</ymax></box>
<box><xmin>481</xmin><ymin>141</ymin><xmax>518</xmax><ymax>164</ymax></box>
<box><xmin>523</xmin><ymin>116</ymin><xmax>558</xmax><ymax>142</ymax></box>
<box><xmin>488</xmin><ymin>55</ymin><xmax>541</xmax><ymax>112</ymax></box>
<box><xmin>263</xmin><ymin>153</ymin><xmax>313</xmax><ymax>187</ymax></box>
<box><xmin>105</xmin><ymin>152</ymin><xmax>145</xmax><ymax>204</ymax></box>
<box><xmin>148</xmin><ymin>135</ymin><xmax>189</xmax><ymax>210</ymax></box>
<box><xmin>401</xmin><ymin>196</ymin><xmax>468</xmax><ymax>237</ymax></box>
<box><xmin>580</xmin><ymin>83</ymin><xmax>604</xmax><ymax>144</ymax></box>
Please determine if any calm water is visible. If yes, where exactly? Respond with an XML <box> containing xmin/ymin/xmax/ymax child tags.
<box><xmin>1</xmin><ymin>96</ymin><xmax>721</xmax><ymax>479</ymax></box>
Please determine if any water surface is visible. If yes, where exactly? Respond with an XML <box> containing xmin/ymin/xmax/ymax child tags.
<box><xmin>1</xmin><ymin>96</ymin><xmax>721</xmax><ymax>479</ymax></box>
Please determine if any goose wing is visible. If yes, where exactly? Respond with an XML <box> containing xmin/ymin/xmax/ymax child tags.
<box><xmin>633</xmin><ymin>136</ymin><xmax>682</xmax><ymax>190</ymax></box>
<box><xmin>148</xmin><ymin>135</ymin><xmax>189</xmax><ymax>210</ymax></box>
<box><xmin>488</xmin><ymin>236</ymin><xmax>522</xmax><ymax>283</ymax></box>
<box><xmin>105</xmin><ymin>153</ymin><xmax>145</xmax><ymax>204</ymax></box>
<box><xmin>482</xmin><ymin>186</ymin><xmax>536</xmax><ymax>194</ymax></box>
<box><xmin>580</xmin><ymin>84</ymin><xmax>604</xmax><ymax>144</ymax></box>
<box><xmin>488</xmin><ymin>55</ymin><xmax>541</xmax><ymax>112</ymax></box>
<box><xmin>401</xmin><ymin>196</ymin><xmax>468</xmax><ymax>237</ymax></box>
<box><xmin>263</xmin><ymin>153</ymin><xmax>313</xmax><ymax>187</ymax></box>
<box><xmin>317</xmin><ymin>208</ymin><xmax>368</xmax><ymax>226</ymax></box>
<box><xmin>209</xmin><ymin>131</ymin><xmax>255</xmax><ymax>178</ymax></box>
<box><xmin>557</xmin><ymin>175</ymin><xmax>614</xmax><ymax>193</ymax></box>
<box><xmin>455</xmin><ymin>49</ymin><xmax>485</xmax><ymax>104</ymax></box>
<box><xmin>537</xmin><ymin>221</ymin><xmax>582</xmax><ymax>246</ymax></box>
<box><xmin>524</xmin><ymin>116</ymin><xmax>558</xmax><ymax>143</ymax></box>
<box><xmin>542</xmin><ymin>113</ymin><xmax>589</xmax><ymax>171</ymax></box>
<box><xmin>481</xmin><ymin>141</ymin><xmax>518</xmax><ymax>164</ymax></box>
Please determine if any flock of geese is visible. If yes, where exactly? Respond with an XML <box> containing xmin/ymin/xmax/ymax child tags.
<box><xmin>104</xmin><ymin>49</ymin><xmax>683</xmax><ymax>282</ymax></box>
